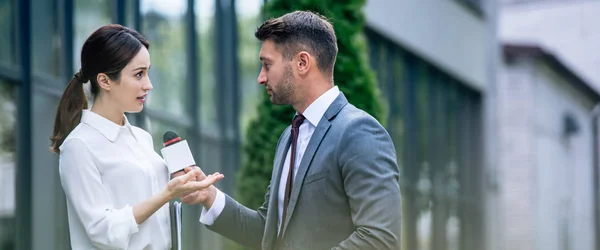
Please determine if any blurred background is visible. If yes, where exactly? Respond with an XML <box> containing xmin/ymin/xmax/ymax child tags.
<box><xmin>1</xmin><ymin>0</ymin><xmax>599</xmax><ymax>249</ymax></box>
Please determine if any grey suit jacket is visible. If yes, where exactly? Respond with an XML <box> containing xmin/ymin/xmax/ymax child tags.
<box><xmin>207</xmin><ymin>92</ymin><xmax>402</xmax><ymax>250</ymax></box>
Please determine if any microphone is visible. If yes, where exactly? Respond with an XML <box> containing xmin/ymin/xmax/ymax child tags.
<box><xmin>161</xmin><ymin>131</ymin><xmax>196</xmax><ymax>174</ymax></box>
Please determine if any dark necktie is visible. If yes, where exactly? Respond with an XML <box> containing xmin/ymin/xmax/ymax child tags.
<box><xmin>277</xmin><ymin>114</ymin><xmax>305</xmax><ymax>245</ymax></box>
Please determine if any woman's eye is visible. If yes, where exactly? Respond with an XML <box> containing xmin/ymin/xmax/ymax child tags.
<box><xmin>135</xmin><ymin>72</ymin><xmax>143</xmax><ymax>78</ymax></box>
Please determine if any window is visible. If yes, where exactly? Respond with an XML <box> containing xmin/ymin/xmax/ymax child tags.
<box><xmin>366</xmin><ymin>28</ymin><xmax>483</xmax><ymax>250</ymax></box>
<box><xmin>0</xmin><ymin>81</ymin><xmax>16</xmax><ymax>250</ymax></box>
<box><xmin>196</xmin><ymin>0</ymin><xmax>217</xmax><ymax>133</ymax></box>
<box><xmin>0</xmin><ymin>0</ymin><xmax>16</xmax><ymax>68</ymax></box>
<box><xmin>73</xmin><ymin>0</ymin><xmax>112</xmax><ymax>73</ymax></box>
<box><xmin>141</xmin><ymin>0</ymin><xmax>189</xmax><ymax>117</ymax></box>
<box><xmin>236</xmin><ymin>0</ymin><xmax>263</xmax><ymax>141</ymax></box>
<box><xmin>31</xmin><ymin>0</ymin><xmax>61</xmax><ymax>77</ymax></box>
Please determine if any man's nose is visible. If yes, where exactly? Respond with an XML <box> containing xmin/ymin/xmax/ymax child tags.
<box><xmin>257</xmin><ymin>71</ymin><xmax>267</xmax><ymax>85</ymax></box>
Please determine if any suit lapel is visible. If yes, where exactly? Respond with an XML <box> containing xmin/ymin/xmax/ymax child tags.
<box><xmin>263</xmin><ymin>126</ymin><xmax>291</xmax><ymax>249</ymax></box>
<box><xmin>280</xmin><ymin>93</ymin><xmax>349</xmax><ymax>237</ymax></box>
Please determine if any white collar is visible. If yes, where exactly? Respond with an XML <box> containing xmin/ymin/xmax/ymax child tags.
<box><xmin>81</xmin><ymin>110</ymin><xmax>136</xmax><ymax>142</ymax></box>
<box><xmin>300</xmin><ymin>86</ymin><xmax>340</xmax><ymax>126</ymax></box>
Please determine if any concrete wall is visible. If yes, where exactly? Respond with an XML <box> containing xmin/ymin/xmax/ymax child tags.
<box><xmin>498</xmin><ymin>55</ymin><xmax>596</xmax><ymax>250</ymax></box>
<box><xmin>364</xmin><ymin>0</ymin><xmax>487</xmax><ymax>91</ymax></box>
<box><xmin>532</xmin><ymin>61</ymin><xmax>595</xmax><ymax>250</ymax></box>
<box><xmin>498</xmin><ymin>56</ymin><xmax>536</xmax><ymax>250</ymax></box>
<box><xmin>500</xmin><ymin>1</ymin><xmax>600</xmax><ymax>91</ymax></box>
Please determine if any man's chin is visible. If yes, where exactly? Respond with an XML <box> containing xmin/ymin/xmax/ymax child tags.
<box><xmin>269</xmin><ymin>96</ymin><xmax>284</xmax><ymax>105</ymax></box>
<box><xmin>270</xmin><ymin>99</ymin><xmax>284</xmax><ymax>105</ymax></box>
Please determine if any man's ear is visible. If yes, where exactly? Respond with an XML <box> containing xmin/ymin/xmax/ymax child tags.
<box><xmin>296</xmin><ymin>51</ymin><xmax>311</xmax><ymax>76</ymax></box>
<box><xmin>97</xmin><ymin>73</ymin><xmax>112</xmax><ymax>91</ymax></box>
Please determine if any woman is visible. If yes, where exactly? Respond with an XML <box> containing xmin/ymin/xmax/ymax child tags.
<box><xmin>50</xmin><ymin>24</ymin><xmax>222</xmax><ymax>249</ymax></box>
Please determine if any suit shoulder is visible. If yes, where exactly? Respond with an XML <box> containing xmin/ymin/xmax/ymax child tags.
<box><xmin>337</xmin><ymin>104</ymin><xmax>383</xmax><ymax>128</ymax></box>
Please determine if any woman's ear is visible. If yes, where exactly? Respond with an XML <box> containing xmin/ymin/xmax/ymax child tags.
<box><xmin>97</xmin><ymin>73</ymin><xmax>112</xmax><ymax>91</ymax></box>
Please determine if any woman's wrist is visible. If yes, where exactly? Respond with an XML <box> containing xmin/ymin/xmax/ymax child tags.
<box><xmin>160</xmin><ymin>188</ymin><xmax>173</xmax><ymax>203</ymax></box>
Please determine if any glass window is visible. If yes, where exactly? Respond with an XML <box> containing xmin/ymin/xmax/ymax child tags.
<box><xmin>195</xmin><ymin>0</ymin><xmax>217</xmax><ymax>134</ymax></box>
<box><xmin>73</xmin><ymin>0</ymin><xmax>112</xmax><ymax>73</ymax></box>
<box><xmin>390</xmin><ymin>49</ymin><xmax>405</xmax><ymax>167</ymax></box>
<box><xmin>31</xmin><ymin>88</ymin><xmax>70</xmax><ymax>249</ymax></box>
<box><xmin>415</xmin><ymin>61</ymin><xmax>432</xmax><ymax>250</ymax></box>
<box><xmin>125</xmin><ymin>0</ymin><xmax>139</xmax><ymax>29</ymax></box>
<box><xmin>365</xmin><ymin>30</ymin><xmax>390</xmax><ymax>107</ymax></box>
<box><xmin>0</xmin><ymin>80</ymin><xmax>16</xmax><ymax>250</ymax></box>
<box><xmin>236</xmin><ymin>0</ymin><xmax>263</xmax><ymax>140</ymax></box>
<box><xmin>141</xmin><ymin>0</ymin><xmax>189</xmax><ymax>117</ymax></box>
<box><xmin>449</xmin><ymin>81</ymin><xmax>465</xmax><ymax>250</ymax></box>
<box><xmin>366</xmin><ymin>29</ymin><xmax>482</xmax><ymax>250</ymax></box>
<box><xmin>31</xmin><ymin>0</ymin><xmax>61</xmax><ymax>77</ymax></box>
<box><xmin>0</xmin><ymin>0</ymin><xmax>16</xmax><ymax>67</ymax></box>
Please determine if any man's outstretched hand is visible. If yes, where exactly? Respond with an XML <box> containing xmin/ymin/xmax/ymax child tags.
<box><xmin>173</xmin><ymin>166</ymin><xmax>219</xmax><ymax>209</ymax></box>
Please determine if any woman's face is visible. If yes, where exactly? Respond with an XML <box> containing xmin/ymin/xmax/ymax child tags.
<box><xmin>106</xmin><ymin>46</ymin><xmax>153</xmax><ymax>113</ymax></box>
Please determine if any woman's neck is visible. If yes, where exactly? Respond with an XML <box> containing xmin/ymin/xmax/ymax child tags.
<box><xmin>91</xmin><ymin>97</ymin><xmax>124</xmax><ymax>126</ymax></box>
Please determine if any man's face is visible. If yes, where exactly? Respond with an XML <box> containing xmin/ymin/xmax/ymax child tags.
<box><xmin>257</xmin><ymin>40</ymin><xmax>295</xmax><ymax>105</ymax></box>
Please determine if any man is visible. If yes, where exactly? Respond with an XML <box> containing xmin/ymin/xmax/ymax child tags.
<box><xmin>181</xmin><ymin>10</ymin><xmax>401</xmax><ymax>250</ymax></box>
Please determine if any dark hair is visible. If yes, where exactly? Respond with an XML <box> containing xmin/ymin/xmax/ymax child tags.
<box><xmin>255</xmin><ymin>10</ymin><xmax>338</xmax><ymax>75</ymax></box>
<box><xmin>50</xmin><ymin>24</ymin><xmax>149</xmax><ymax>153</ymax></box>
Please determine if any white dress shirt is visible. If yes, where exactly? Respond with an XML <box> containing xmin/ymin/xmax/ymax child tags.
<box><xmin>59</xmin><ymin>110</ymin><xmax>171</xmax><ymax>250</ymax></box>
<box><xmin>200</xmin><ymin>86</ymin><xmax>340</xmax><ymax>231</ymax></box>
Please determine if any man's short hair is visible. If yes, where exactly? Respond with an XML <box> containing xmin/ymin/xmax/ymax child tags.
<box><xmin>255</xmin><ymin>10</ymin><xmax>338</xmax><ymax>75</ymax></box>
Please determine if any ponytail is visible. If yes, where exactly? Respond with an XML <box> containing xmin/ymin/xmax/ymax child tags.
<box><xmin>50</xmin><ymin>70</ymin><xmax>89</xmax><ymax>153</ymax></box>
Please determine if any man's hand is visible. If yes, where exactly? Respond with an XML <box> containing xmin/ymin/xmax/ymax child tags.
<box><xmin>179</xmin><ymin>166</ymin><xmax>218</xmax><ymax>209</ymax></box>
<box><xmin>163</xmin><ymin>168</ymin><xmax>223</xmax><ymax>200</ymax></box>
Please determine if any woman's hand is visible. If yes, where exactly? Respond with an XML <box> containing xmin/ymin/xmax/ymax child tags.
<box><xmin>179</xmin><ymin>167</ymin><xmax>218</xmax><ymax>208</ymax></box>
<box><xmin>164</xmin><ymin>168</ymin><xmax>224</xmax><ymax>200</ymax></box>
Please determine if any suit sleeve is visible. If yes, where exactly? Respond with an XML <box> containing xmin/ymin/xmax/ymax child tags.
<box><xmin>333</xmin><ymin>115</ymin><xmax>402</xmax><ymax>250</ymax></box>
<box><xmin>206</xmin><ymin>188</ymin><xmax>270</xmax><ymax>248</ymax></box>
<box><xmin>204</xmin><ymin>127</ymin><xmax>292</xmax><ymax>249</ymax></box>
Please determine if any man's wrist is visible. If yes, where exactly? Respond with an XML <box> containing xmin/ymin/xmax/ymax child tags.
<box><xmin>203</xmin><ymin>186</ymin><xmax>217</xmax><ymax>209</ymax></box>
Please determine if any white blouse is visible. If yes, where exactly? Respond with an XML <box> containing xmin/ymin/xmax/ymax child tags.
<box><xmin>59</xmin><ymin>110</ymin><xmax>171</xmax><ymax>249</ymax></box>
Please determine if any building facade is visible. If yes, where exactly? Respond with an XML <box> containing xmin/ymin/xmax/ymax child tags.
<box><xmin>498</xmin><ymin>1</ymin><xmax>600</xmax><ymax>250</ymax></box>
<box><xmin>363</xmin><ymin>1</ymin><xmax>493</xmax><ymax>250</ymax></box>
<box><xmin>498</xmin><ymin>43</ymin><xmax>599</xmax><ymax>250</ymax></box>
<box><xmin>1</xmin><ymin>0</ymin><xmax>502</xmax><ymax>249</ymax></box>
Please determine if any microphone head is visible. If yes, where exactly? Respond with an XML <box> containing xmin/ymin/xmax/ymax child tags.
<box><xmin>163</xmin><ymin>131</ymin><xmax>181</xmax><ymax>146</ymax></box>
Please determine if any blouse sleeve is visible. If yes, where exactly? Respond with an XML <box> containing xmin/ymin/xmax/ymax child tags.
<box><xmin>59</xmin><ymin>137</ymin><xmax>139</xmax><ymax>249</ymax></box>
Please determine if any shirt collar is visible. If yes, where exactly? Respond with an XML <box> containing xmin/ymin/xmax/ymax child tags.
<box><xmin>81</xmin><ymin>110</ymin><xmax>137</xmax><ymax>142</ymax></box>
<box><xmin>300</xmin><ymin>86</ymin><xmax>340</xmax><ymax>127</ymax></box>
